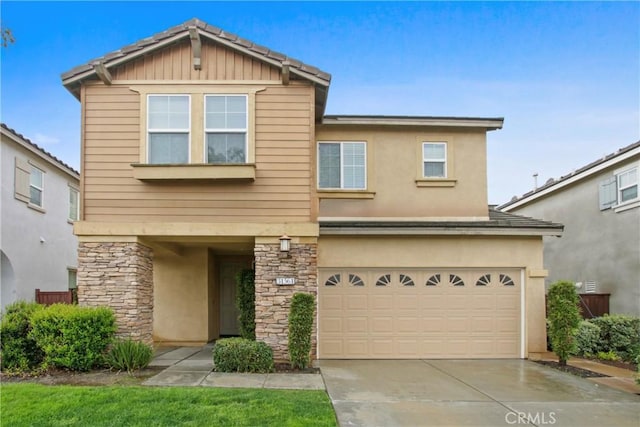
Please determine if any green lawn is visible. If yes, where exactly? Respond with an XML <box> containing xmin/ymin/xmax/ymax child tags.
<box><xmin>0</xmin><ymin>383</ymin><xmax>337</xmax><ymax>426</ymax></box>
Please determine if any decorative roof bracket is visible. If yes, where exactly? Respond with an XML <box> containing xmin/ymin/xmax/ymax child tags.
<box><xmin>92</xmin><ymin>61</ymin><xmax>112</xmax><ymax>85</ymax></box>
<box><xmin>281</xmin><ymin>60</ymin><xmax>290</xmax><ymax>85</ymax></box>
<box><xmin>188</xmin><ymin>26</ymin><xmax>202</xmax><ymax>70</ymax></box>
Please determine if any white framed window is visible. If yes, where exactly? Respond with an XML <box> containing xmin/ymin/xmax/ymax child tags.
<box><xmin>205</xmin><ymin>95</ymin><xmax>248</xmax><ymax>164</ymax></box>
<box><xmin>69</xmin><ymin>187</ymin><xmax>79</xmax><ymax>221</ymax></box>
<box><xmin>147</xmin><ymin>94</ymin><xmax>190</xmax><ymax>164</ymax></box>
<box><xmin>318</xmin><ymin>141</ymin><xmax>366</xmax><ymax>190</ymax></box>
<box><xmin>68</xmin><ymin>268</ymin><xmax>77</xmax><ymax>290</ymax></box>
<box><xmin>423</xmin><ymin>142</ymin><xmax>447</xmax><ymax>178</ymax></box>
<box><xmin>29</xmin><ymin>165</ymin><xmax>44</xmax><ymax>207</ymax></box>
<box><xmin>617</xmin><ymin>167</ymin><xmax>638</xmax><ymax>203</ymax></box>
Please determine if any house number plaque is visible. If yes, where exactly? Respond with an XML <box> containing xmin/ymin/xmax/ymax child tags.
<box><xmin>275</xmin><ymin>277</ymin><xmax>296</xmax><ymax>285</ymax></box>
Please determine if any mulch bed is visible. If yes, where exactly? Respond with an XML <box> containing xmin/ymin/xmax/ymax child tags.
<box><xmin>274</xmin><ymin>363</ymin><xmax>319</xmax><ymax>374</ymax></box>
<box><xmin>534</xmin><ymin>360</ymin><xmax>608</xmax><ymax>378</ymax></box>
<box><xmin>0</xmin><ymin>366</ymin><xmax>164</xmax><ymax>386</ymax></box>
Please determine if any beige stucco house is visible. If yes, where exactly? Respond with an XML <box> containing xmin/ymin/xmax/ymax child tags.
<box><xmin>62</xmin><ymin>18</ymin><xmax>562</xmax><ymax>360</ymax></box>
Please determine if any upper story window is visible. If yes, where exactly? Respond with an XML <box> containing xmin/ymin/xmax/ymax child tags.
<box><xmin>147</xmin><ymin>95</ymin><xmax>190</xmax><ymax>164</ymax></box>
<box><xmin>318</xmin><ymin>141</ymin><xmax>366</xmax><ymax>190</ymax></box>
<box><xmin>599</xmin><ymin>165</ymin><xmax>639</xmax><ymax>211</ymax></box>
<box><xmin>205</xmin><ymin>95</ymin><xmax>248</xmax><ymax>164</ymax></box>
<box><xmin>423</xmin><ymin>142</ymin><xmax>447</xmax><ymax>178</ymax></box>
<box><xmin>69</xmin><ymin>187</ymin><xmax>79</xmax><ymax>221</ymax></box>
<box><xmin>617</xmin><ymin>167</ymin><xmax>638</xmax><ymax>203</ymax></box>
<box><xmin>29</xmin><ymin>165</ymin><xmax>44</xmax><ymax>207</ymax></box>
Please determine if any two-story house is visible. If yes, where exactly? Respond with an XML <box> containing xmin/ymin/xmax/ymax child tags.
<box><xmin>1</xmin><ymin>124</ymin><xmax>80</xmax><ymax>311</ymax></box>
<box><xmin>62</xmin><ymin>18</ymin><xmax>562</xmax><ymax>360</ymax></box>
<box><xmin>499</xmin><ymin>141</ymin><xmax>640</xmax><ymax>317</ymax></box>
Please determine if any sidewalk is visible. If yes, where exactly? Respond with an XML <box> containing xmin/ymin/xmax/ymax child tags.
<box><xmin>532</xmin><ymin>351</ymin><xmax>640</xmax><ymax>394</ymax></box>
<box><xmin>143</xmin><ymin>345</ymin><xmax>325</xmax><ymax>390</ymax></box>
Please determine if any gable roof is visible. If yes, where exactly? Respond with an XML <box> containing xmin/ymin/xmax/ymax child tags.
<box><xmin>499</xmin><ymin>140</ymin><xmax>640</xmax><ymax>211</ymax></box>
<box><xmin>61</xmin><ymin>18</ymin><xmax>331</xmax><ymax>116</ymax></box>
<box><xmin>1</xmin><ymin>123</ymin><xmax>80</xmax><ymax>179</ymax></box>
<box><xmin>320</xmin><ymin>207</ymin><xmax>563</xmax><ymax>236</ymax></box>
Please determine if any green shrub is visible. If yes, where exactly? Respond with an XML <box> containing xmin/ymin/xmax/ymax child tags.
<box><xmin>636</xmin><ymin>354</ymin><xmax>640</xmax><ymax>386</ymax></box>
<box><xmin>574</xmin><ymin>320</ymin><xmax>601</xmax><ymax>357</ymax></box>
<box><xmin>105</xmin><ymin>338</ymin><xmax>153</xmax><ymax>374</ymax></box>
<box><xmin>213</xmin><ymin>337</ymin><xmax>274</xmax><ymax>373</ymax></box>
<box><xmin>29</xmin><ymin>304</ymin><xmax>116</xmax><ymax>371</ymax></box>
<box><xmin>589</xmin><ymin>315</ymin><xmax>640</xmax><ymax>362</ymax></box>
<box><xmin>547</xmin><ymin>281</ymin><xmax>581</xmax><ymax>366</ymax></box>
<box><xmin>0</xmin><ymin>301</ymin><xmax>45</xmax><ymax>372</ymax></box>
<box><xmin>596</xmin><ymin>350</ymin><xmax>621</xmax><ymax>362</ymax></box>
<box><xmin>236</xmin><ymin>269</ymin><xmax>256</xmax><ymax>340</ymax></box>
<box><xmin>288</xmin><ymin>293</ymin><xmax>315</xmax><ymax>369</ymax></box>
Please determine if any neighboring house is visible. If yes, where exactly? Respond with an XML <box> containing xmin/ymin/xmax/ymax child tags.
<box><xmin>499</xmin><ymin>142</ymin><xmax>640</xmax><ymax>317</ymax></box>
<box><xmin>0</xmin><ymin>124</ymin><xmax>80</xmax><ymax>311</ymax></box>
<box><xmin>61</xmin><ymin>18</ymin><xmax>562</xmax><ymax>360</ymax></box>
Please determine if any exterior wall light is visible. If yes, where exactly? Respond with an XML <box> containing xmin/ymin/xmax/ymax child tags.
<box><xmin>279</xmin><ymin>234</ymin><xmax>291</xmax><ymax>252</ymax></box>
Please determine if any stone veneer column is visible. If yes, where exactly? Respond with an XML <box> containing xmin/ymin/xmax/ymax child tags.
<box><xmin>77</xmin><ymin>241</ymin><xmax>153</xmax><ymax>344</ymax></box>
<box><xmin>254</xmin><ymin>242</ymin><xmax>318</xmax><ymax>361</ymax></box>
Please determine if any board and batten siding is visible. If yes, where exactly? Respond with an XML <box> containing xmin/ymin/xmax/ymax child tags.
<box><xmin>111</xmin><ymin>40</ymin><xmax>282</xmax><ymax>81</ymax></box>
<box><xmin>82</xmin><ymin>83</ymin><xmax>314</xmax><ymax>223</ymax></box>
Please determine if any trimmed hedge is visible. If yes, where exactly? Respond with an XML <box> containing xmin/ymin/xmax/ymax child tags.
<box><xmin>547</xmin><ymin>281</ymin><xmax>581</xmax><ymax>366</ymax></box>
<box><xmin>29</xmin><ymin>304</ymin><xmax>116</xmax><ymax>371</ymax></box>
<box><xmin>236</xmin><ymin>269</ymin><xmax>256</xmax><ymax>340</ymax></box>
<box><xmin>589</xmin><ymin>315</ymin><xmax>640</xmax><ymax>362</ymax></box>
<box><xmin>288</xmin><ymin>293</ymin><xmax>315</xmax><ymax>369</ymax></box>
<box><xmin>105</xmin><ymin>338</ymin><xmax>153</xmax><ymax>374</ymax></box>
<box><xmin>0</xmin><ymin>301</ymin><xmax>45</xmax><ymax>372</ymax></box>
<box><xmin>213</xmin><ymin>337</ymin><xmax>274</xmax><ymax>373</ymax></box>
<box><xmin>574</xmin><ymin>320</ymin><xmax>601</xmax><ymax>357</ymax></box>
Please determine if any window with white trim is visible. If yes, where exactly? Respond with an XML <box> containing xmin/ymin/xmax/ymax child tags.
<box><xmin>617</xmin><ymin>167</ymin><xmax>638</xmax><ymax>203</ymax></box>
<box><xmin>29</xmin><ymin>166</ymin><xmax>44</xmax><ymax>207</ymax></box>
<box><xmin>147</xmin><ymin>95</ymin><xmax>190</xmax><ymax>164</ymax></box>
<box><xmin>69</xmin><ymin>187</ymin><xmax>79</xmax><ymax>221</ymax></box>
<box><xmin>318</xmin><ymin>141</ymin><xmax>366</xmax><ymax>190</ymax></box>
<box><xmin>205</xmin><ymin>95</ymin><xmax>248</xmax><ymax>164</ymax></box>
<box><xmin>599</xmin><ymin>165</ymin><xmax>639</xmax><ymax>210</ymax></box>
<box><xmin>423</xmin><ymin>142</ymin><xmax>447</xmax><ymax>178</ymax></box>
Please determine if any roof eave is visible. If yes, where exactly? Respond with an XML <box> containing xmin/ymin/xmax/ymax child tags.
<box><xmin>321</xmin><ymin>116</ymin><xmax>504</xmax><ymax>130</ymax></box>
<box><xmin>319</xmin><ymin>224</ymin><xmax>563</xmax><ymax>237</ymax></box>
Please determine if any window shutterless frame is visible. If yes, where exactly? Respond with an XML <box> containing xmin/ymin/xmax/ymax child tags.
<box><xmin>616</xmin><ymin>166</ymin><xmax>638</xmax><ymax>204</ymax></box>
<box><xmin>422</xmin><ymin>142</ymin><xmax>447</xmax><ymax>178</ymax></box>
<box><xmin>146</xmin><ymin>94</ymin><xmax>191</xmax><ymax>164</ymax></box>
<box><xmin>317</xmin><ymin>141</ymin><xmax>367</xmax><ymax>190</ymax></box>
<box><xmin>69</xmin><ymin>187</ymin><xmax>80</xmax><ymax>221</ymax></box>
<box><xmin>204</xmin><ymin>94</ymin><xmax>248</xmax><ymax>164</ymax></box>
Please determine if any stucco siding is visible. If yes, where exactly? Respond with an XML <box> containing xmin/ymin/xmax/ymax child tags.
<box><xmin>508</xmin><ymin>159</ymin><xmax>640</xmax><ymax>316</ymax></box>
<box><xmin>1</xmin><ymin>136</ymin><xmax>78</xmax><ymax>310</ymax></box>
<box><xmin>315</xmin><ymin>126</ymin><xmax>489</xmax><ymax>218</ymax></box>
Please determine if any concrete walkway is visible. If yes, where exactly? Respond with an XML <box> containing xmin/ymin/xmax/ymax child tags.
<box><xmin>320</xmin><ymin>359</ymin><xmax>640</xmax><ymax>427</ymax></box>
<box><xmin>143</xmin><ymin>345</ymin><xmax>325</xmax><ymax>390</ymax></box>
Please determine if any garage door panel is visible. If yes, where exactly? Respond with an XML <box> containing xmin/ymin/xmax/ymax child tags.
<box><xmin>318</xmin><ymin>268</ymin><xmax>521</xmax><ymax>359</ymax></box>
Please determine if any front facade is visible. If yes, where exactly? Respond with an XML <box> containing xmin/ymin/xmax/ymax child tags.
<box><xmin>63</xmin><ymin>19</ymin><xmax>561</xmax><ymax>360</ymax></box>
<box><xmin>499</xmin><ymin>142</ymin><xmax>640</xmax><ymax>317</ymax></box>
<box><xmin>0</xmin><ymin>124</ymin><xmax>80</xmax><ymax>311</ymax></box>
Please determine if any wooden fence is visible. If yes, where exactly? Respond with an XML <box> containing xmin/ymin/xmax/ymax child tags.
<box><xmin>545</xmin><ymin>293</ymin><xmax>610</xmax><ymax>319</ymax></box>
<box><xmin>35</xmin><ymin>289</ymin><xmax>73</xmax><ymax>305</ymax></box>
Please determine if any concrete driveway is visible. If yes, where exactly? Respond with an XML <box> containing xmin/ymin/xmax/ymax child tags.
<box><xmin>320</xmin><ymin>359</ymin><xmax>640</xmax><ymax>427</ymax></box>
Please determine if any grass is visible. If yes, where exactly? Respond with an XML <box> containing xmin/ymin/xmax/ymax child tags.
<box><xmin>0</xmin><ymin>383</ymin><xmax>337</xmax><ymax>426</ymax></box>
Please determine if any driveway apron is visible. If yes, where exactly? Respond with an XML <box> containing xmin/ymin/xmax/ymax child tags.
<box><xmin>319</xmin><ymin>359</ymin><xmax>640</xmax><ymax>427</ymax></box>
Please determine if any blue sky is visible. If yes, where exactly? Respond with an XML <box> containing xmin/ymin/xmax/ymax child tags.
<box><xmin>1</xmin><ymin>1</ymin><xmax>638</xmax><ymax>204</ymax></box>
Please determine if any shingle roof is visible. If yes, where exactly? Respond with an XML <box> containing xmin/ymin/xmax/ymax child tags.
<box><xmin>319</xmin><ymin>207</ymin><xmax>563</xmax><ymax>236</ymax></box>
<box><xmin>1</xmin><ymin>123</ymin><xmax>79</xmax><ymax>177</ymax></box>
<box><xmin>61</xmin><ymin>18</ymin><xmax>331</xmax><ymax>87</ymax></box>
<box><xmin>498</xmin><ymin>140</ymin><xmax>640</xmax><ymax>210</ymax></box>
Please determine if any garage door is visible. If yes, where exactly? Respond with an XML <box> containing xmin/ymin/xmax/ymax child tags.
<box><xmin>318</xmin><ymin>268</ymin><xmax>522</xmax><ymax>359</ymax></box>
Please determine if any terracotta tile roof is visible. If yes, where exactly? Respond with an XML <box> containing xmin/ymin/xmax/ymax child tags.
<box><xmin>1</xmin><ymin>123</ymin><xmax>79</xmax><ymax>177</ymax></box>
<box><xmin>61</xmin><ymin>18</ymin><xmax>331</xmax><ymax>85</ymax></box>
<box><xmin>319</xmin><ymin>207</ymin><xmax>563</xmax><ymax>235</ymax></box>
<box><xmin>498</xmin><ymin>140</ymin><xmax>640</xmax><ymax>210</ymax></box>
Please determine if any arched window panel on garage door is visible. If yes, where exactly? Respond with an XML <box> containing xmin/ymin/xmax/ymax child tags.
<box><xmin>375</xmin><ymin>274</ymin><xmax>392</xmax><ymax>287</ymax></box>
<box><xmin>324</xmin><ymin>274</ymin><xmax>341</xmax><ymax>287</ymax></box>
<box><xmin>349</xmin><ymin>274</ymin><xmax>365</xmax><ymax>287</ymax></box>
<box><xmin>476</xmin><ymin>274</ymin><xmax>491</xmax><ymax>286</ymax></box>
<box><xmin>425</xmin><ymin>274</ymin><xmax>441</xmax><ymax>286</ymax></box>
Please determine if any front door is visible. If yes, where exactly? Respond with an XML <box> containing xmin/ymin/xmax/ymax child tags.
<box><xmin>219</xmin><ymin>259</ymin><xmax>250</xmax><ymax>336</ymax></box>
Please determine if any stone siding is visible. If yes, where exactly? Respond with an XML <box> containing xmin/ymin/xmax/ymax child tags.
<box><xmin>77</xmin><ymin>242</ymin><xmax>153</xmax><ymax>344</ymax></box>
<box><xmin>254</xmin><ymin>243</ymin><xmax>318</xmax><ymax>361</ymax></box>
